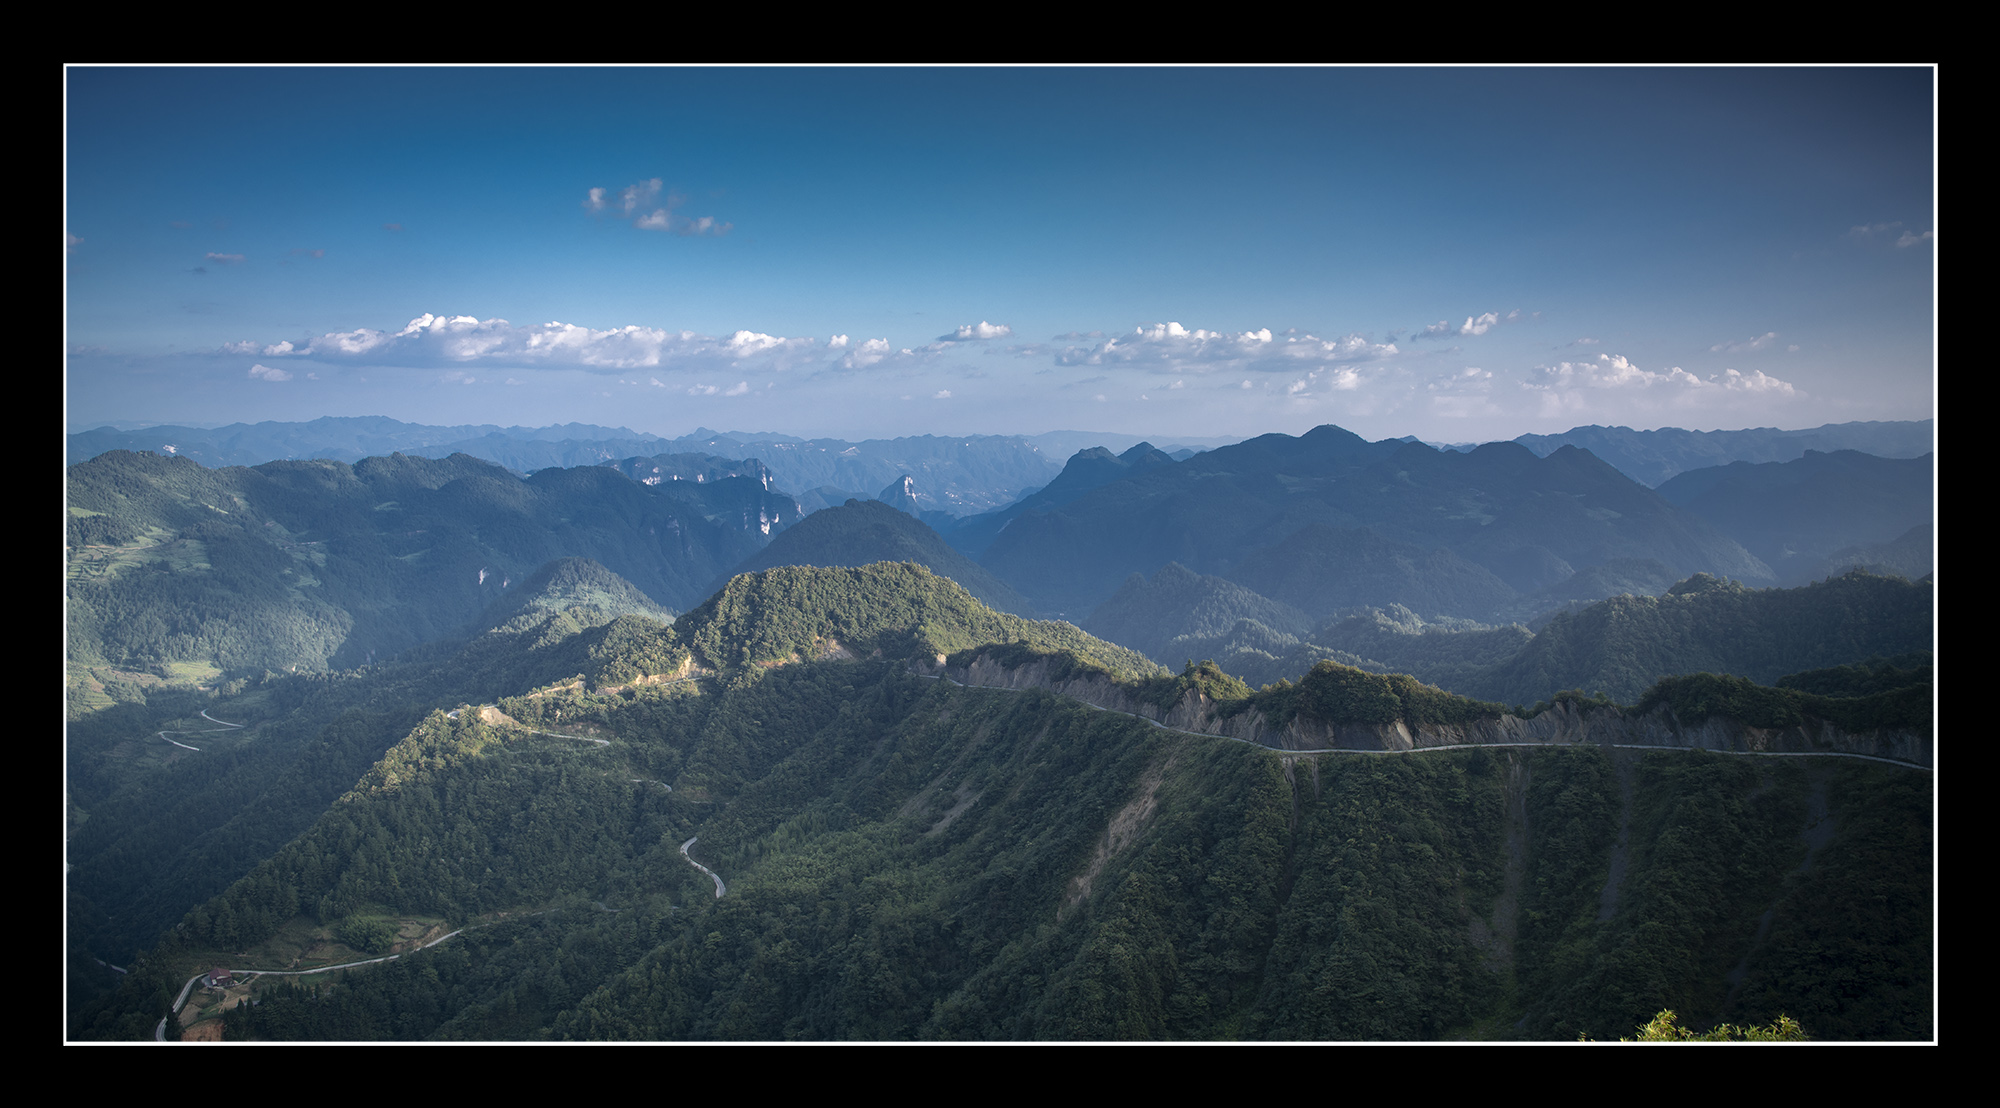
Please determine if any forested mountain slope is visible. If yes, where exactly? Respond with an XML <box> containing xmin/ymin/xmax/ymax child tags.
<box><xmin>1080</xmin><ymin>563</ymin><xmax>1931</xmax><ymax>714</ymax></box>
<box><xmin>65</xmin><ymin>450</ymin><xmax>794</xmax><ymax>686</ymax></box>
<box><xmin>72</xmin><ymin>563</ymin><xmax>1930</xmax><ymax>1042</ymax></box>
<box><xmin>65</xmin><ymin>558</ymin><xmax>694</xmax><ymax>970</ymax></box>
<box><xmin>713</xmin><ymin>499</ymin><xmax>1036</xmax><ymax>617</ymax></box>
<box><xmin>1459</xmin><ymin>571</ymin><xmax>1933</xmax><ymax>706</ymax></box>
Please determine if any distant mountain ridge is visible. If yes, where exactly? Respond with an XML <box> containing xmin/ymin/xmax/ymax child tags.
<box><xmin>946</xmin><ymin>441</ymin><xmax>1178</xmax><ymax>558</ymax></box>
<box><xmin>1512</xmin><ymin>420</ymin><xmax>1933</xmax><ymax>488</ymax></box>
<box><xmin>70</xmin><ymin>419</ymin><xmax>1223</xmax><ymax>520</ymax></box>
<box><xmin>77</xmin><ymin>417</ymin><xmax>1931</xmax><ymax>516</ymax></box>
<box><xmin>1654</xmin><ymin>449</ymin><xmax>1934</xmax><ymax>583</ymax></box>
<box><xmin>978</xmin><ymin>425</ymin><xmax>1774</xmax><ymax>620</ymax></box>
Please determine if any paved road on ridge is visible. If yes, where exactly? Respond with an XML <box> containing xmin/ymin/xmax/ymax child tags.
<box><xmin>915</xmin><ymin>671</ymin><xmax>1928</xmax><ymax>769</ymax></box>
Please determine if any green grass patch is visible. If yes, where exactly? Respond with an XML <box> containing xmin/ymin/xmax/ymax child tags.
<box><xmin>160</xmin><ymin>660</ymin><xmax>225</xmax><ymax>684</ymax></box>
<box><xmin>67</xmin><ymin>527</ymin><xmax>208</xmax><ymax>582</ymax></box>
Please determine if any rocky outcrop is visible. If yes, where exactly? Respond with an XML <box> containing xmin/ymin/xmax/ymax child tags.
<box><xmin>918</xmin><ymin>650</ymin><xmax>1932</xmax><ymax>767</ymax></box>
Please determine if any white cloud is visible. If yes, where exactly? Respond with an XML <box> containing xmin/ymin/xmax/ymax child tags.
<box><xmin>723</xmin><ymin>381</ymin><xmax>750</xmax><ymax>396</ymax></box>
<box><xmin>1416</xmin><ymin>308</ymin><xmax>1520</xmax><ymax>338</ymax></box>
<box><xmin>1053</xmin><ymin>322</ymin><xmax>1392</xmax><ymax>375</ymax></box>
<box><xmin>1709</xmin><ymin>368</ymin><xmax>1797</xmax><ymax>393</ymax></box>
<box><xmin>933</xmin><ymin>389</ymin><xmax>952</xmax><ymax>399</ymax></box>
<box><xmin>220</xmin><ymin>340</ymin><xmax>259</xmax><ymax>355</ymax></box>
<box><xmin>1527</xmin><ymin>353</ymin><xmax>1796</xmax><ymax>396</ymax></box>
<box><xmin>1710</xmin><ymin>331</ymin><xmax>1778</xmax><ymax>354</ymax></box>
<box><xmin>586</xmin><ymin>178</ymin><xmax>731</xmax><ymax>237</ymax></box>
<box><xmin>1416</xmin><ymin>309</ymin><xmax>1523</xmax><ymax>340</ymax></box>
<box><xmin>246</xmin><ymin>364</ymin><xmax>291</xmax><ymax>382</ymax></box>
<box><xmin>66</xmin><ymin>230</ymin><xmax>81</xmax><ymax>253</ymax></box>
<box><xmin>254</xmin><ymin>312</ymin><xmax>837</xmax><ymax>375</ymax></box>
<box><xmin>725</xmin><ymin>330</ymin><xmax>817</xmax><ymax>359</ymax></box>
<box><xmin>1531</xmin><ymin>354</ymin><xmax>1702</xmax><ymax>391</ymax></box>
<box><xmin>205</xmin><ymin>253</ymin><xmax>246</xmax><ymax>264</ymax></box>
<box><xmin>1425</xmin><ymin>367</ymin><xmax>1492</xmax><ymax>394</ymax></box>
<box><xmin>939</xmin><ymin>321</ymin><xmax>1014</xmax><ymax>342</ymax></box>
<box><xmin>319</xmin><ymin>327</ymin><xmax>395</xmax><ymax>356</ymax></box>
<box><xmin>1460</xmin><ymin>311</ymin><xmax>1500</xmax><ymax>336</ymax></box>
<box><xmin>1850</xmin><ymin>221</ymin><xmax>1934</xmax><ymax>248</ymax></box>
<box><xmin>837</xmin><ymin>337</ymin><xmax>894</xmax><ymax>369</ymax></box>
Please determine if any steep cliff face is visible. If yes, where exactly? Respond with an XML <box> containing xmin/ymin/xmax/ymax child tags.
<box><xmin>925</xmin><ymin>651</ymin><xmax>1931</xmax><ymax>766</ymax></box>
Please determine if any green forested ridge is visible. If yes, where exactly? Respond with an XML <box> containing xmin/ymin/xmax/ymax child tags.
<box><xmin>1077</xmin><ymin>564</ymin><xmax>1929</xmax><ymax>718</ymax></box>
<box><xmin>1463</xmin><ymin>571</ymin><xmax>1932</xmax><ymax>706</ymax></box>
<box><xmin>119</xmin><ymin>667</ymin><xmax>1927</xmax><ymax>1041</ymax></box>
<box><xmin>74</xmin><ymin>600</ymin><xmax>1930</xmax><ymax>1041</ymax></box>
<box><xmin>1170</xmin><ymin>570</ymin><xmax>1932</xmax><ymax>712</ymax></box>
<box><xmin>713</xmin><ymin>499</ymin><xmax>1038</xmax><ymax>617</ymax></box>
<box><xmin>1635</xmin><ymin>668</ymin><xmax>1932</xmax><ymax>735</ymax></box>
<box><xmin>677</xmin><ymin>562</ymin><xmax>1158</xmax><ymax>678</ymax></box>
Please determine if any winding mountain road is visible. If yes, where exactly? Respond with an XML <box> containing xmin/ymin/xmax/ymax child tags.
<box><xmin>680</xmin><ymin>837</ymin><xmax>727</xmax><ymax>898</ymax></box>
<box><xmin>153</xmin><ymin>927</ymin><xmax>468</xmax><ymax>1041</ymax></box>
<box><xmin>152</xmin><ymin>710</ymin><xmax>245</xmax><ymax>752</ymax></box>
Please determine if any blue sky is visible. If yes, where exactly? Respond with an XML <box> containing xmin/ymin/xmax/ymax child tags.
<box><xmin>64</xmin><ymin>66</ymin><xmax>1936</xmax><ymax>444</ymax></box>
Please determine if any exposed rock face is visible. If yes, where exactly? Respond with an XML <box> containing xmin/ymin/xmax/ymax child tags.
<box><xmin>878</xmin><ymin>475</ymin><xmax>922</xmax><ymax>515</ymax></box>
<box><xmin>919</xmin><ymin>651</ymin><xmax>1931</xmax><ymax>767</ymax></box>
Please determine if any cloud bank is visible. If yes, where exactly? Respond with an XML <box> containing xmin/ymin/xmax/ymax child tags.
<box><xmin>1052</xmin><ymin>322</ymin><xmax>1396</xmax><ymax>374</ymax></box>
